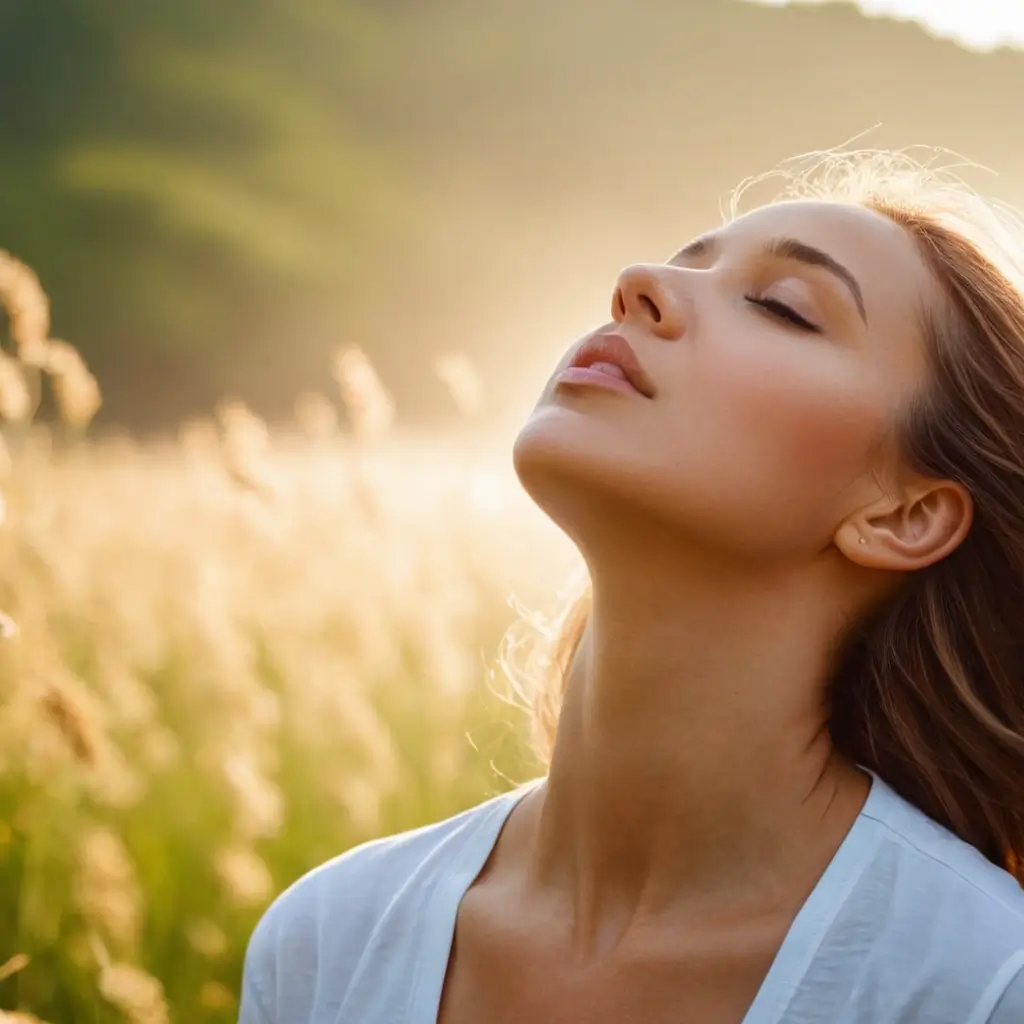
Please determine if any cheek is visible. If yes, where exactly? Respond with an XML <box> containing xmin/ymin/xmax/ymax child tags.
<box><xmin>727</xmin><ymin>366</ymin><xmax>879</xmax><ymax>471</ymax></box>
<box><xmin>668</xmin><ymin>346</ymin><xmax>890</xmax><ymax>526</ymax></box>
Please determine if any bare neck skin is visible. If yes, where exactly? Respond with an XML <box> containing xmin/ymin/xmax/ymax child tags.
<box><xmin>524</xmin><ymin>519</ymin><xmax>875</xmax><ymax>958</ymax></box>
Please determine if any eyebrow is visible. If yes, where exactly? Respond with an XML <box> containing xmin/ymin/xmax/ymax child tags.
<box><xmin>672</xmin><ymin>234</ymin><xmax>868</xmax><ymax>325</ymax></box>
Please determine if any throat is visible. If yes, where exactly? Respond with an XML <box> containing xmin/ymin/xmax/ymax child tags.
<box><xmin>529</xmin><ymin>680</ymin><xmax>870</xmax><ymax>944</ymax></box>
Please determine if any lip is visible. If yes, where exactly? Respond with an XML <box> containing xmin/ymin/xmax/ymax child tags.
<box><xmin>558</xmin><ymin>332</ymin><xmax>656</xmax><ymax>399</ymax></box>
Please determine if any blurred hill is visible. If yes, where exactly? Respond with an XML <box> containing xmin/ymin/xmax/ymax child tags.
<box><xmin>3</xmin><ymin>0</ymin><xmax>1024</xmax><ymax>432</ymax></box>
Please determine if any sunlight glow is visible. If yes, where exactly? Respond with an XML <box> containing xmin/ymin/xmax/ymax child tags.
<box><xmin>744</xmin><ymin>0</ymin><xmax>1024</xmax><ymax>52</ymax></box>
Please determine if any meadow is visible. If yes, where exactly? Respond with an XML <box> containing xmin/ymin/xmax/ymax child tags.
<box><xmin>0</xmin><ymin>252</ymin><xmax>577</xmax><ymax>1023</ymax></box>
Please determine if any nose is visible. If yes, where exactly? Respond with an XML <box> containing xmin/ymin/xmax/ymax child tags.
<box><xmin>612</xmin><ymin>264</ymin><xmax>688</xmax><ymax>340</ymax></box>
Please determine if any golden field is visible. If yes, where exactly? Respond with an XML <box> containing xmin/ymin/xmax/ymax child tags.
<box><xmin>0</xmin><ymin>252</ymin><xmax>577</xmax><ymax>1023</ymax></box>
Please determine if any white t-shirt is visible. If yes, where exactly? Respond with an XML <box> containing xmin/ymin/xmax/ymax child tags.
<box><xmin>239</xmin><ymin>770</ymin><xmax>1024</xmax><ymax>1023</ymax></box>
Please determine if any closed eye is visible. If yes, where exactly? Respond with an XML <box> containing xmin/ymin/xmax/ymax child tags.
<box><xmin>746</xmin><ymin>296</ymin><xmax>821</xmax><ymax>333</ymax></box>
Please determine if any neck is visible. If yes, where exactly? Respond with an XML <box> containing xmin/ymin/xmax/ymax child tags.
<box><xmin>525</xmin><ymin>548</ymin><xmax>872</xmax><ymax>953</ymax></box>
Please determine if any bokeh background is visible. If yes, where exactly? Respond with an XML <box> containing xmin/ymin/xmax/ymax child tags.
<box><xmin>2</xmin><ymin>1</ymin><xmax>1024</xmax><ymax>1020</ymax></box>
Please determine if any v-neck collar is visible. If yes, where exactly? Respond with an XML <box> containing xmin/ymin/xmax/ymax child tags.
<box><xmin>411</xmin><ymin>771</ymin><xmax>889</xmax><ymax>1024</ymax></box>
<box><xmin>739</xmin><ymin>769</ymin><xmax>887</xmax><ymax>1022</ymax></box>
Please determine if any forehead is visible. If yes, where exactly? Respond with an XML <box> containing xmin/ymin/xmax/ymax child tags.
<box><xmin>720</xmin><ymin>200</ymin><xmax>941</xmax><ymax>327</ymax></box>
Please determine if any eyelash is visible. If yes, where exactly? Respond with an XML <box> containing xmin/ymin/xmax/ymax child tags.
<box><xmin>745</xmin><ymin>295</ymin><xmax>821</xmax><ymax>333</ymax></box>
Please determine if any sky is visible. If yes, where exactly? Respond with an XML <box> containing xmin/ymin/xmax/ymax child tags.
<box><xmin>745</xmin><ymin>0</ymin><xmax>1024</xmax><ymax>51</ymax></box>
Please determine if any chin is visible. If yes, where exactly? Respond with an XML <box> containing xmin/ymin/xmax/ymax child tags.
<box><xmin>513</xmin><ymin>401</ymin><xmax>737</xmax><ymax>554</ymax></box>
<box><xmin>512</xmin><ymin>403</ymin><xmax>657</xmax><ymax>538</ymax></box>
<box><xmin>514</xmin><ymin>402</ymin><xmax>608</xmax><ymax>486</ymax></box>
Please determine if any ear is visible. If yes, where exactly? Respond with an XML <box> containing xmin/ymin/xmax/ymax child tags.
<box><xmin>834</xmin><ymin>479</ymin><xmax>973</xmax><ymax>572</ymax></box>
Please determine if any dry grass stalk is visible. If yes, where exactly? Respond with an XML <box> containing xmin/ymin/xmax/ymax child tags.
<box><xmin>215</xmin><ymin>398</ymin><xmax>279</xmax><ymax>500</ymax></box>
<box><xmin>98</xmin><ymin>963</ymin><xmax>169</xmax><ymax>1024</ymax></box>
<box><xmin>434</xmin><ymin>352</ymin><xmax>485</xmax><ymax>418</ymax></box>
<box><xmin>44</xmin><ymin>341</ymin><xmax>101</xmax><ymax>430</ymax></box>
<box><xmin>0</xmin><ymin>355</ymin><xmax>33</xmax><ymax>424</ymax></box>
<box><xmin>74</xmin><ymin>828</ymin><xmax>143</xmax><ymax>950</ymax></box>
<box><xmin>0</xmin><ymin>954</ymin><xmax>29</xmax><ymax>982</ymax></box>
<box><xmin>0</xmin><ymin>250</ymin><xmax>49</xmax><ymax>359</ymax></box>
<box><xmin>332</xmin><ymin>345</ymin><xmax>395</xmax><ymax>440</ymax></box>
<box><xmin>38</xmin><ymin>685</ymin><xmax>99</xmax><ymax>766</ymax></box>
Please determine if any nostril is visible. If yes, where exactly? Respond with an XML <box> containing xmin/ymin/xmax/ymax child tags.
<box><xmin>639</xmin><ymin>294</ymin><xmax>662</xmax><ymax>323</ymax></box>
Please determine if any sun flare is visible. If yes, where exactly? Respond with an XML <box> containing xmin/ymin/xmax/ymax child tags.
<box><xmin>744</xmin><ymin>0</ymin><xmax>1024</xmax><ymax>52</ymax></box>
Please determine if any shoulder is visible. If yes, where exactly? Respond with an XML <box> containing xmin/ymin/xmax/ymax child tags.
<box><xmin>239</xmin><ymin>783</ymin><xmax>533</xmax><ymax>1023</ymax></box>
<box><xmin>861</xmin><ymin>775</ymin><xmax>1024</xmax><ymax>939</ymax></box>
<box><xmin>852</xmin><ymin>774</ymin><xmax>1024</xmax><ymax>1020</ymax></box>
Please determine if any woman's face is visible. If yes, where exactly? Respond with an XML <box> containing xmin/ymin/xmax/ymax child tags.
<box><xmin>513</xmin><ymin>200</ymin><xmax>943</xmax><ymax>560</ymax></box>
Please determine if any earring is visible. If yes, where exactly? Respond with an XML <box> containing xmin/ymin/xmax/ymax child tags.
<box><xmin>858</xmin><ymin>536</ymin><xmax>867</xmax><ymax>545</ymax></box>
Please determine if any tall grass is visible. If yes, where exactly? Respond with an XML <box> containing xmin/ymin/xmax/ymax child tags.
<box><xmin>0</xmin><ymin>253</ymin><xmax>574</xmax><ymax>1023</ymax></box>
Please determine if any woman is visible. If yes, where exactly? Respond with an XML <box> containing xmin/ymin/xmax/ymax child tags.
<box><xmin>239</xmin><ymin>151</ymin><xmax>1024</xmax><ymax>1023</ymax></box>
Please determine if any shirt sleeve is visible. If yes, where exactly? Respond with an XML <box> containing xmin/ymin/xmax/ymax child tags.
<box><xmin>979</xmin><ymin>950</ymin><xmax>1024</xmax><ymax>1024</ymax></box>
<box><xmin>237</xmin><ymin>908</ymin><xmax>278</xmax><ymax>1024</ymax></box>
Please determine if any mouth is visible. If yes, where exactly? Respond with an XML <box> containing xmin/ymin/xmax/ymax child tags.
<box><xmin>557</xmin><ymin>332</ymin><xmax>656</xmax><ymax>399</ymax></box>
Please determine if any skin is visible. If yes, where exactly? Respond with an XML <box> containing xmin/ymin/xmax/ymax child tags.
<box><xmin>437</xmin><ymin>200</ymin><xmax>974</xmax><ymax>1024</ymax></box>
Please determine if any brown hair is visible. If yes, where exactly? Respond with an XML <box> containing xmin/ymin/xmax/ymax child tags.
<box><xmin>502</xmin><ymin>150</ymin><xmax>1024</xmax><ymax>883</ymax></box>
